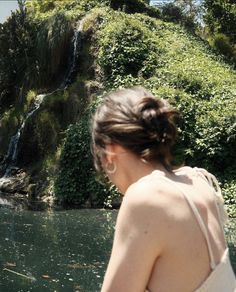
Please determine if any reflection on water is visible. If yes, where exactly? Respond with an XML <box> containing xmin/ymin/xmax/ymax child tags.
<box><xmin>0</xmin><ymin>209</ymin><xmax>235</xmax><ymax>292</ymax></box>
<box><xmin>0</xmin><ymin>209</ymin><xmax>117</xmax><ymax>292</ymax></box>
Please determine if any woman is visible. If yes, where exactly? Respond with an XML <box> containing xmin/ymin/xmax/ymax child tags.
<box><xmin>91</xmin><ymin>86</ymin><xmax>236</xmax><ymax>292</ymax></box>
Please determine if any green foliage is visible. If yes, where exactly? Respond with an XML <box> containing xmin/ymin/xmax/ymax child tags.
<box><xmin>94</xmin><ymin>11</ymin><xmax>236</xmax><ymax>212</ymax></box>
<box><xmin>36</xmin><ymin>111</ymin><xmax>60</xmax><ymax>153</ymax></box>
<box><xmin>25</xmin><ymin>0</ymin><xmax>56</xmax><ymax>15</ymax></box>
<box><xmin>161</xmin><ymin>3</ymin><xmax>184</xmax><ymax>23</ymax></box>
<box><xmin>18</xmin><ymin>109</ymin><xmax>60</xmax><ymax>166</ymax></box>
<box><xmin>98</xmin><ymin>12</ymin><xmax>235</xmax><ymax>97</ymax></box>
<box><xmin>0</xmin><ymin>108</ymin><xmax>22</xmax><ymax>155</ymax></box>
<box><xmin>110</xmin><ymin>0</ymin><xmax>160</xmax><ymax>18</ymax></box>
<box><xmin>204</xmin><ymin>0</ymin><xmax>236</xmax><ymax>42</ymax></box>
<box><xmin>98</xmin><ymin>13</ymin><xmax>161</xmax><ymax>81</ymax></box>
<box><xmin>54</xmin><ymin>108</ymin><xmax>119</xmax><ymax>207</ymax></box>
<box><xmin>0</xmin><ymin>6</ymin><xmax>37</xmax><ymax>107</ymax></box>
<box><xmin>223</xmin><ymin>180</ymin><xmax>236</xmax><ymax>218</ymax></box>
<box><xmin>210</xmin><ymin>33</ymin><xmax>236</xmax><ymax>61</ymax></box>
<box><xmin>35</xmin><ymin>11</ymin><xmax>73</xmax><ymax>86</ymax></box>
<box><xmin>160</xmin><ymin>1</ymin><xmax>199</xmax><ymax>30</ymax></box>
<box><xmin>25</xmin><ymin>0</ymin><xmax>112</xmax><ymax>20</ymax></box>
<box><xmin>26</xmin><ymin>90</ymin><xmax>37</xmax><ymax>107</ymax></box>
<box><xmin>203</xmin><ymin>0</ymin><xmax>236</xmax><ymax>63</ymax></box>
<box><xmin>0</xmin><ymin>4</ymin><xmax>74</xmax><ymax>109</ymax></box>
<box><xmin>0</xmin><ymin>1</ymin><xmax>235</xmax><ymax>212</ymax></box>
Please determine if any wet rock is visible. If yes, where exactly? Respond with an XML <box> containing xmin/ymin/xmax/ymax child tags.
<box><xmin>0</xmin><ymin>171</ymin><xmax>29</xmax><ymax>194</ymax></box>
<box><xmin>0</xmin><ymin>192</ymin><xmax>27</xmax><ymax>210</ymax></box>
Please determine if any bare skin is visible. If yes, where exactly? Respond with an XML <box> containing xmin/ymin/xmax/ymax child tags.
<box><xmin>101</xmin><ymin>144</ymin><xmax>226</xmax><ymax>292</ymax></box>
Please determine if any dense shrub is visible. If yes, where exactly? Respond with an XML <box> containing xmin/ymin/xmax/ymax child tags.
<box><xmin>204</xmin><ymin>0</ymin><xmax>236</xmax><ymax>43</ymax></box>
<box><xmin>25</xmin><ymin>0</ymin><xmax>110</xmax><ymax>19</ymax></box>
<box><xmin>0</xmin><ymin>6</ymin><xmax>37</xmax><ymax>107</ymax></box>
<box><xmin>223</xmin><ymin>180</ymin><xmax>236</xmax><ymax>218</ymax></box>
<box><xmin>212</xmin><ymin>33</ymin><xmax>235</xmax><ymax>59</ymax></box>
<box><xmin>204</xmin><ymin>0</ymin><xmax>236</xmax><ymax>64</ymax></box>
<box><xmin>110</xmin><ymin>0</ymin><xmax>160</xmax><ymax>18</ymax></box>
<box><xmin>161</xmin><ymin>3</ymin><xmax>184</xmax><ymax>23</ymax></box>
<box><xmin>54</xmin><ymin>108</ymin><xmax>119</xmax><ymax>207</ymax></box>
<box><xmin>98</xmin><ymin>13</ymin><xmax>161</xmax><ymax>81</ymax></box>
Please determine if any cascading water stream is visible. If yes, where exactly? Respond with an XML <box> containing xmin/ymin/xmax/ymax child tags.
<box><xmin>59</xmin><ymin>20</ymin><xmax>83</xmax><ymax>89</ymax></box>
<box><xmin>0</xmin><ymin>21</ymin><xmax>84</xmax><ymax>200</ymax></box>
<box><xmin>5</xmin><ymin>94</ymin><xmax>46</xmax><ymax>172</ymax></box>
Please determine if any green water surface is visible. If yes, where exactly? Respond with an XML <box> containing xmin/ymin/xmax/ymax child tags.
<box><xmin>0</xmin><ymin>209</ymin><xmax>235</xmax><ymax>292</ymax></box>
<box><xmin>0</xmin><ymin>209</ymin><xmax>116</xmax><ymax>292</ymax></box>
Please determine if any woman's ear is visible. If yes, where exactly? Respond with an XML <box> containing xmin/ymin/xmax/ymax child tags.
<box><xmin>104</xmin><ymin>144</ymin><xmax>116</xmax><ymax>163</ymax></box>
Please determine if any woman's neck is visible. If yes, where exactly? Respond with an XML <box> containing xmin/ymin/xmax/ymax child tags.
<box><xmin>113</xmin><ymin>154</ymin><xmax>168</xmax><ymax>194</ymax></box>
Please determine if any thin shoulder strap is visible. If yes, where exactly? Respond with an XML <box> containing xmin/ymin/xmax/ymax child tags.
<box><xmin>194</xmin><ymin>167</ymin><xmax>228</xmax><ymax>228</ymax></box>
<box><xmin>156</xmin><ymin>175</ymin><xmax>217</xmax><ymax>270</ymax></box>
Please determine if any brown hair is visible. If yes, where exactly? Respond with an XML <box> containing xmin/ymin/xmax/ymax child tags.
<box><xmin>91</xmin><ymin>86</ymin><xmax>179</xmax><ymax>173</ymax></box>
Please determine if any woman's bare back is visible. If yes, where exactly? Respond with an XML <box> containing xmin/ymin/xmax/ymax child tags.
<box><xmin>144</xmin><ymin>167</ymin><xmax>226</xmax><ymax>292</ymax></box>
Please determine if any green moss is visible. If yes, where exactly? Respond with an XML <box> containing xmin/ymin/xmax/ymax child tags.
<box><xmin>0</xmin><ymin>108</ymin><xmax>23</xmax><ymax>155</ymax></box>
<box><xmin>26</xmin><ymin>90</ymin><xmax>38</xmax><ymax>107</ymax></box>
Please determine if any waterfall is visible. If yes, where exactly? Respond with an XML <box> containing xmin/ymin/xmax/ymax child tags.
<box><xmin>1</xmin><ymin>20</ymin><xmax>84</xmax><ymax>181</ymax></box>
<box><xmin>5</xmin><ymin>94</ymin><xmax>46</xmax><ymax>171</ymax></box>
<box><xmin>59</xmin><ymin>20</ymin><xmax>83</xmax><ymax>89</ymax></box>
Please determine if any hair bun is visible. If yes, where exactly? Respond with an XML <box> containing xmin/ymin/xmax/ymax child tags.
<box><xmin>137</xmin><ymin>97</ymin><xmax>178</xmax><ymax>144</ymax></box>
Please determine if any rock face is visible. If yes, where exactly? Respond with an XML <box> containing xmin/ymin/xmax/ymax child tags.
<box><xmin>0</xmin><ymin>169</ymin><xmax>50</xmax><ymax>210</ymax></box>
<box><xmin>0</xmin><ymin>170</ymin><xmax>29</xmax><ymax>194</ymax></box>
<box><xmin>0</xmin><ymin>168</ymin><xmax>29</xmax><ymax>210</ymax></box>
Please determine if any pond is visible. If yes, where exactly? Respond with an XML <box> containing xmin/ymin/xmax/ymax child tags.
<box><xmin>0</xmin><ymin>209</ymin><xmax>235</xmax><ymax>292</ymax></box>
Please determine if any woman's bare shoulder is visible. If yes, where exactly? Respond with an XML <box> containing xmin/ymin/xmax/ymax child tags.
<box><xmin>126</xmin><ymin>175</ymin><xmax>168</xmax><ymax>199</ymax></box>
<box><xmin>123</xmin><ymin>174</ymin><xmax>179</xmax><ymax>217</ymax></box>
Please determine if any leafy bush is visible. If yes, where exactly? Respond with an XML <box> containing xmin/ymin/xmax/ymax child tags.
<box><xmin>98</xmin><ymin>13</ymin><xmax>161</xmax><ymax>81</ymax></box>
<box><xmin>25</xmin><ymin>0</ymin><xmax>110</xmax><ymax>18</ymax></box>
<box><xmin>204</xmin><ymin>0</ymin><xmax>236</xmax><ymax>43</ymax></box>
<box><xmin>161</xmin><ymin>3</ymin><xmax>184</xmax><ymax>23</ymax></box>
<box><xmin>0</xmin><ymin>6</ymin><xmax>37</xmax><ymax>107</ymax></box>
<box><xmin>223</xmin><ymin>180</ymin><xmax>236</xmax><ymax>218</ymax></box>
<box><xmin>110</xmin><ymin>0</ymin><xmax>160</xmax><ymax>18</ymax></box>
<box><xmin>54</xmin><ymin>108</ymin><xmax>120</xmax><ymax>207</ymax></box>
<box><xmin>212</xmin><ymin>33</ymin><xmax>235</xmax><ymax>58</ymax></box>
<box><xmin>204</xmin><ymin>0</ymin><xmax>236</xmax><ymax>65</ymax></box>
